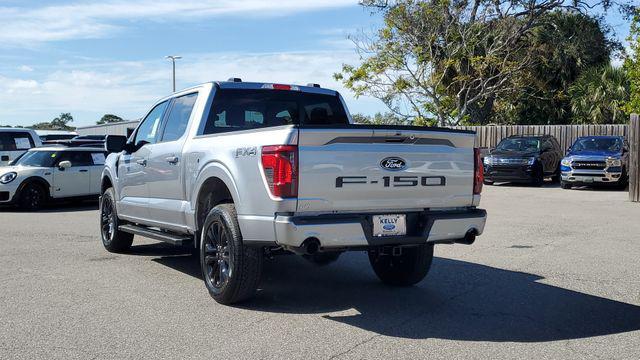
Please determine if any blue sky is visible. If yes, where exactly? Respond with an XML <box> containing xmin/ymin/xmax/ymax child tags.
<box><xmin>0</xmin><ymin>1</ymin><xmax>633</xmax><ymax>127</ymax></box>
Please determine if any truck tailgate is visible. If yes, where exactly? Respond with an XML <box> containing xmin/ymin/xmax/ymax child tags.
<box><xmin>296</xmin><ymin>127</ymin><xmax>476</xmax><ymax>213</ymax></box>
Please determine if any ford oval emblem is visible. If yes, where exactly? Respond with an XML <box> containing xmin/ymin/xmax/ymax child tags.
<box><xmin>383</xmin><ymin>224</ymin><xmax>396</xmax><ymax>231</ymax></box>
<box><xmin>380</xmin><ymin>157</ymin><xmax>407</xmax><ymax>171</ymax></box>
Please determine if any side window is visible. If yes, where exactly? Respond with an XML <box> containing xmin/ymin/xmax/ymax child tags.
<box><xmin>90</xmin><ymin>152</ymin><xmax>106</xmax><ymax>166</ymax></box>
<box><xmin>161</xmin><ymin>93</ymin><xmax>198</xmax><ymax>142</ymax></box>
<box><xmin>134</xmin><ymin>101</ymin><xmax>169</xmax><ymax>146</ymax></box>
<box><xmin>0</xmin><ymin>132</ymin><xmax>34</xmax><ymax>151</ymax></box>
<box><xmin>57</xmin><ymin>152</ymin><xmax>93</xmax><ymax>167</ymax></box>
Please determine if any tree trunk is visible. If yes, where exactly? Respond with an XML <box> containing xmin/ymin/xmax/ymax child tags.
<box><xmin>466</xmin><ymin>96</ymin><xmax>495</xmax><ymax>125</ymax></box>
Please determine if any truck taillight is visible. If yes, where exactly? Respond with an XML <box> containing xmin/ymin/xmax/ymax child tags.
<box><xmin>474</xmin><ymin>148</ymin><xmax>483</xmax><ymax>195</ymax></box>
<box><xmin>261</xmin><ymin>145</ymin><xmax>298</xmax><ymax>198</ymax></box>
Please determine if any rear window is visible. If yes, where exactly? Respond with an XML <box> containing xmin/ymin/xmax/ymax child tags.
<box><xmin>0</xmin><ymin>132</ymin><xmax>34</xmax><ymax>151</ymax></box>
<box><xmin>201</xmin><ymin>89</ymin><xmax>349</xmax><ymax>135</ymax></box>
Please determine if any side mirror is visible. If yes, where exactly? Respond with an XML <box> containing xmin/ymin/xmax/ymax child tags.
<box><xmin>105</xmin><ymin>135</ymin><xmax>128</xmax><ymax>153</ymax></box>
<box><xmin>58</xmin><ymin>161</ymin><xmax>72</xmax><ymax>170</ymax></box>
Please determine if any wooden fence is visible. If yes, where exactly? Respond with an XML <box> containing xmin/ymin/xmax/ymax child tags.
<box><xmin>630</xmin><ymin>115</ymin><xmax>639</xmax><ymax>202</ymax></box>
<box><xmin>451</xmin><ymin>124</ymin><xmax>629</xmax><ymax>151</ymax></box>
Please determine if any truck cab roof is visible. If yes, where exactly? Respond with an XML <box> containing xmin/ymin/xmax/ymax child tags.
<box><xmin>213</xmin><ymin>80</ymin><xmax>338</xmax><ymax>96</ymax></box>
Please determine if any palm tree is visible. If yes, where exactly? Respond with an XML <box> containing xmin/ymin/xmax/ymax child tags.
<box><xmin>569</xmin><ymin>65</ymin><xmax>630</xmax><ymax>124</ymax></box>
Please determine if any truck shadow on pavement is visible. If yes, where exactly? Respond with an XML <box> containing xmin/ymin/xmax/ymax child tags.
<box><xmin>150</xmin><ymin>250</ymin><xmax>640</xmax><ymax>343</ymax></box>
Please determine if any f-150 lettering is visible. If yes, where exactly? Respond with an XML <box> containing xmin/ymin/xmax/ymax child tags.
<box><xmin>336</xmin><ymin>176</ymin><xmax>446</xmax><ymax>188</ymax></box>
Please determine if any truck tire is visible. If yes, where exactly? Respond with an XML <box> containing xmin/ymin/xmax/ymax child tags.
<box><xmin>530</xmin><ymin>162</ymin><xmax>545</xmax><ymax>187</ymax></box>
<box><xmin>617</xmin><ymin>170</ymin><xmax>629</xmax><ymax>190</ymax></box>
<box><xmin>18</xmin><ymin>182</ymin><xmax>46</xmax><ymax>211</ymax></box>
<box><xmin>560</xmin><ymin>181</ymin><xmax>572</xmax><ymax>190</ymax></box>
<box><xmin>368</xmin><ymin>244</ymin><xmax>434</xmax><ymax>286</ymax></box>
<box><xmin>100</xmin><ymin>188</ymin><xmax>133</xmax><ymax>253</ymax></box>
<box><xmin>200</xmin><ymin>203</ymin><xmax>262</xmax><ymax>304</ymax></box>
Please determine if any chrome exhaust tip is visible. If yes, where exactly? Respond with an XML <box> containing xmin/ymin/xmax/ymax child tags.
<box><xmin>455</xmin><ymin>229</ymin><xmax>478</xmax><ymax>245</ymax></box>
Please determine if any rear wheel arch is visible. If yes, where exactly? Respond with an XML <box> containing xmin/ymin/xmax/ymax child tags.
<box><xmin>192</xmin><ymin>163</ymin><xmax>241</xmax><ymax>221</ymax></box>
<box><xmin>195</xmin><ymin>177</ymin><xmax>235</xmax><ymax>246</ymax></box>
<box><xmin>101</xmin><ymin>175</ymin><xmax>113</xmax><ymax>195</ymax></box>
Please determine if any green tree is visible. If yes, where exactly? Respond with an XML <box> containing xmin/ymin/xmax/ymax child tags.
<box><xmin>97</xmin><ymin>114</ymin><xmax>124</xmax><ymax>125</ymax></box>
<box><xmin>569</xmin><ymin>65</ymin><xmax>629</xmax><ymax>124</ymax></box>
<box><xmin>352</xmin><ymin>112</ymin><xmax>410</xmax><ymax>125</ymax></box>
<box><xmin>494</xmin><ymin>12</ymin><xmax>614</xmax><ymax>125</ymax></box>
<box><xmin>337</xmin><ymin>0</ymin><xmax>626</xmax><ymax>126</ymax></box>
<box><xmin>31</xmin><ymin>113</ymin><xmax>75</xmax><ymax>130</ymax></box>
<box><xmin>51</xmin><ymin>113</ymin><xmax>74</xmax><ymax>129</ymax></box>
<box><xmin>623</xmin><ymin>6</ymin><xmax>640</xmax><ymax>114</ymax></box>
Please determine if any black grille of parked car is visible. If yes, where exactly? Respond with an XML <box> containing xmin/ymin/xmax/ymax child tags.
<box><xmin>572</xmin><ymin>161</ymin><xmax>606</xmax><ymax>170</ymax></box>
<box><xmin>0</xmin><ymin>191</ymin><xmax>9</xmax><ymax>201</ymax></box>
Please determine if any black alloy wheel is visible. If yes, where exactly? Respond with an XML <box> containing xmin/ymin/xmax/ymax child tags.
<box><xmin>19</xmin><ymin>184</ymin><xmax>45</xmax><ymax>210</ymax></box>
<box><xmin>100</xmin><ymin>195</ymin><xmax>116</xmax><ymax>244</ymax></box>
<box><xmin>99</xmin><ymin>188</ymin><xmax>133</xmax><ymax>252</ymax></box>
<box><xmin>202</xmin><ymin>220</ymin><xmax>233</xmax><ymax>291</ymax></box>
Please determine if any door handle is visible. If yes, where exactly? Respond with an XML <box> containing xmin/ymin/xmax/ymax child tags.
<box><xmin>136</xmin><ymin>159</ymin><xmax>147</xmax><ymax>166</ymax></box>
<box><xmin>165</xmin><ymin>156</ymin><xmax>179</xmax><ymax>164</ymax></box>
<box><xmin>79</xmin><ymin>169</ymin><xmax>89</xmax><ymax>173</ymax></box>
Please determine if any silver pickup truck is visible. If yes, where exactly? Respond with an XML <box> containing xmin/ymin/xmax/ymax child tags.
<box><xmin>100</xmin><ymin>79</ymin><xmax>487</xmax><ymax>304</ymax></box>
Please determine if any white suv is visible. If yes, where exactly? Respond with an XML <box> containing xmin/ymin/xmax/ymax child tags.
<box><xmin>0</xmin><ymin>128</ymin><xmax>42</xmax><ymax>166</ymax></box>
<box><xmin>0</xmin><ymin>146</ymin><xmax>106</xmax><ymax>210</ymax></box>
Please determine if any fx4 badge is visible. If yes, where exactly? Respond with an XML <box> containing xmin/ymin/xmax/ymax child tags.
<box><xmin>235</xmin><ymin>146</ymin><xmax>257</xmax><ymax>158</ymax></box>
<box><xmin>380</xmin><ymin>157</ymin><xmax>406</xmax><ymax>171</ymax></box>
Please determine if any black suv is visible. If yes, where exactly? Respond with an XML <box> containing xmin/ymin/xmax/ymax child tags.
<box><xmin>483</xmin><ymin>135</ymin><xmax>563</xmax><ymax>186</ymax></box>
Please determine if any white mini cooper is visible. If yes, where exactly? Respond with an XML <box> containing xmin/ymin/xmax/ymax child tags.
<box><xmin>0</xmin><ymin>146</ymin><xmax>106</xmax><ymax>210</ymax></box>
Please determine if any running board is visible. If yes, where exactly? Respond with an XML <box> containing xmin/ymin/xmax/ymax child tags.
<box><xmin>118</xmin><ymin>224</ymin><xmax>192</xmax><ymax>246</ymax></box>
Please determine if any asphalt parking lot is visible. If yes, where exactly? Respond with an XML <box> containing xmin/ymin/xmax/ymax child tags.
<box><xmin>1</xmin><ymin>184</ymin><xmax>639</xmax><ymax>359</ymax></box>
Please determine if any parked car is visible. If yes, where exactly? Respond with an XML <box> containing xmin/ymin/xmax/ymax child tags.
<box><xmin>43</xmin><ymin>135</ymin><xmax>106</xmax><ymax>148</ymax></box>
<box><xmin>560</xmin><ymin>136</ymin><xmax>628</xmax><ymax>189</ymax></box>
<box><xmin>0</xmin><ymin>146</ymin><xmax>106</xmax><ymax>210</ymax></box>
<box><xmin>99</xmin><ymin>79</ymin><xmax>487</xmax><ymax>304</ymax></box>
<box><xmin>0</xmin><ymin>128</ymin><xmax>42</xmax><ymax>167</ymax></box>
<box><xmin>36</xmin><ymin>130</ymin><xmax>77</xmax><ymax>143</ymax></box>
<box><xmin>483</xmin><ymin>135</ymin><xmax>563</xmax><ymax>186</ymax></box>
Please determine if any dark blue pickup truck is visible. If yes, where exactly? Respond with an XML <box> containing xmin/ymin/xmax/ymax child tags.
<box><xmin>560</xmin><ymin>136</ymin><xmax>629</xmax><ymax>189</ymax></box>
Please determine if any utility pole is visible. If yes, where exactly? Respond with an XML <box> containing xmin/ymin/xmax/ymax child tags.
<box><xmin>165</xmin><ymin>55</ymin><xmax>182</xmax><ymax>92</ymax></box>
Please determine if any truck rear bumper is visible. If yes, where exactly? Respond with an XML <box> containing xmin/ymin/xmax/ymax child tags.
<box><xmin>274</xmin><ymin>208</ymin><xmax>487</xmax><ymax>249</ymax></box>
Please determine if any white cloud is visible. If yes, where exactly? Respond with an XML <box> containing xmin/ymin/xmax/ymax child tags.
<box><xmin>18</xmin><ymin>65</ymin><xmax>34</xmax><ymax>72</ymax></box>
<box><xmin>0</xmin><ymin>50</ymin><xmax>386</xmax><ymax>126</ymax></box>
<box><xmin>0</xmin><ymin>0</ymin><xmax>357</xmax><ymax>45</ymax></box>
